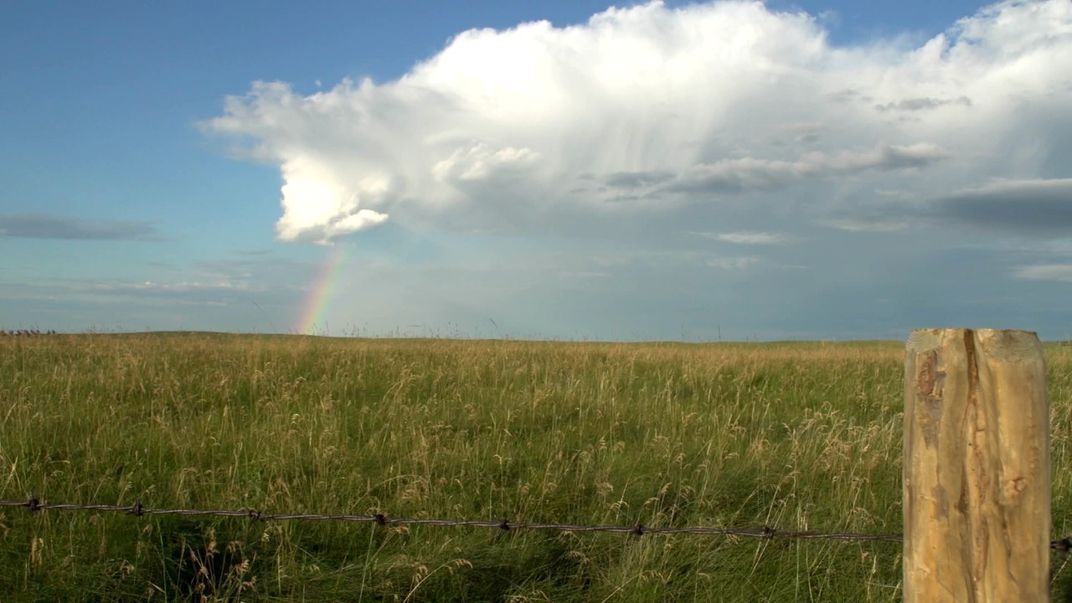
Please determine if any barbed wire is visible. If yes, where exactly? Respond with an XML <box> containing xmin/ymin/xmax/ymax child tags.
<box><xmin>2</xmin><ymin>497</ymin><xmax>1069</xmax><ymax>551</ymax></box>
<box><xmin>0</xmin><ymin>497</ymin><xmax>898</xmax><ymax>542</ymax></box>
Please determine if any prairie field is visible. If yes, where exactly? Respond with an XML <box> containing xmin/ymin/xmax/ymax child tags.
<box><xmin>0</xmin><ymin>334</ymin><xmax>1069</xmax><ymax>601</ymax></box>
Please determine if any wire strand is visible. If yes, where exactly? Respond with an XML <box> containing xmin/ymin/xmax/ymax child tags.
<box><xmin>4</xmin><ymin>497</ymin><xmax>1068</xmax><ymax>549</ymax></box>
<box><xmin>0</xmin><ymin>497</ymin><xmax>898</xmax><ymax>541</ymax></box>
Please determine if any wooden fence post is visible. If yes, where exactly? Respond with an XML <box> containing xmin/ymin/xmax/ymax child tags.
<box><xmin>904</xmin><ymin>328</ymin><xmax>1050</xmax><ymax>601</ymax></box>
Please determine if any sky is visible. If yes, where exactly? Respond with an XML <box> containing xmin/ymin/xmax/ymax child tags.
<box><xmin>2</xmin><ymin>0</ymin><xmax>1071</xmax><ymax>341</ymax></box>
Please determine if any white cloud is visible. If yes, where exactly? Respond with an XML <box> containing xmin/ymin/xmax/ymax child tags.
<box><xmin>706</xmin><ymin>256</ymin><xmax>761</xmax><ymax>270</ymax></box>
<box><xmin>699</xmin><ymin>231</ymin><xmax>791</xmax><ymax>245</ymax></box>
<box><xmin>1015</xmin><ymin>264</ymin><xmax>1072</xmax><ymax>282</ymax></box>
<box><xmin>205</xmin><ymin>0</ymin><xmax>1072</xmax><ymax>243</ymax></box>
<box><xmin>433</xmin><ymin>143</ymin><xmax>540</xmax><ymax>183</ymax></box>
<box><xmin>824</xmin><ymin>218</ymin><xmax>909</xmax><ymax>233</ymax></box>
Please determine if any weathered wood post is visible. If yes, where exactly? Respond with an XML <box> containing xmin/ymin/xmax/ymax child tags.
<box><xmin>904</xmin><ymin>328</ymin><xmax>1050</xmax><ymax>601</ymax></box>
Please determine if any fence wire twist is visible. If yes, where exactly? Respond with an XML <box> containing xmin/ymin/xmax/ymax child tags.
<box><xmin>3</xmin><ymin>497</ymin><xmax>1070</xmax><ymax>551</ymax></box>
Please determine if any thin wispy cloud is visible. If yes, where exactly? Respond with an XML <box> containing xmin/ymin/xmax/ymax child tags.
<box><xmin>874</xmin><ymin>96</ymin><xmax>972</xmax><ymax>112</ymax></box>
<box><xmin>823</xmin><ymin>218</ymin><xmax>909</xmax><ymax>233</ymax></box>
<box><xmin>0</xmin><ymin>213</ymin><xmax>160</xmax><ymax>241</ymax></box>
<box><xmin>698</xmin><ymin>231</ymin><xmax>792</xmax><ymax>245</ymax></box>
<box><xmin>205</xmin><ymin>0</ymin><xmax>1072</xmax><ymax>245</ymax></box>
<box><xmin>661</xmin><ymin>144</ymin><xmax>948</xmax><ymax>195</ymax></box>
<box><xmin>1015</xmin><ymin>264</ymin><xmax>1072</xmax><ymax>283</ymax></box>
<box><xmin>706</xmin><ymin>256</ymin><xmax>761</xmax><ymax>270</ymax></box>
<box><xmin>88</xmin><ymin>280</ymin><xmax>252</xmax><ymax>293</ymax></box>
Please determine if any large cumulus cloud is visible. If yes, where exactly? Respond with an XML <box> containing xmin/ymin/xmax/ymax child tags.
<box><xmin>205</xmin><ymin>0</ymin><xmax>1072</xmax><ymax>244</ymax></box>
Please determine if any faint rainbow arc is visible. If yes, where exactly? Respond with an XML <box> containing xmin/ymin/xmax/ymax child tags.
<box><xmin>295</xmin><ymin>247</ymin><xmax>346</xmax><ymax>335</ymax></box>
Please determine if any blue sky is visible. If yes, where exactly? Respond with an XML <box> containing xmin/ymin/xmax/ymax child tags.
<box><xmin>2</xmin><ymin>1</ymin><xmax>1071</xmax><ymax>340</ymax></box>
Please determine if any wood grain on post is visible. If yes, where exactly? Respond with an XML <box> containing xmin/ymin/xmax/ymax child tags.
<box><xmin>904</xmin><ymin>328</ymin><xmax>1050</xmax><ymax>602</ymax></box>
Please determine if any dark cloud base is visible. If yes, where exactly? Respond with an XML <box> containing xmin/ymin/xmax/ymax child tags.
<box><xmin>0</xmin><ymin>213</ymin><xmax>159</xmax><ymax>241</ymax></box>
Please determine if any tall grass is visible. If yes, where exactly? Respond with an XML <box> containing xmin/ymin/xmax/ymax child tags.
<box><xmin>0</xmin><ymin>334</ymin><xmax>1068</xmax><ymax>600</ymax></box>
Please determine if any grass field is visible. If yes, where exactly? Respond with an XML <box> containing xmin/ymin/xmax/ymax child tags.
<box><xmin>0</xmin><ymin>334</ymin><xmax>1069</xmax><ymax>601</ymax></box>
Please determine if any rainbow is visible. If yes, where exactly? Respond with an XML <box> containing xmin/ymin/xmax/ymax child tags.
<box><xmin>295</xmin><ymin>246</ymin><xmax>346</xmax><ymax>334</ymax></box>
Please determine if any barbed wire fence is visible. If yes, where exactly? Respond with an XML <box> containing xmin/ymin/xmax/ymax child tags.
<box><xmin>3</xmin><ymin>497</ymin><xmax>1071</xmax><ymax>552</ymax></box>
<box><xmin>4</xmin><ymin>497</ymin><xmax>1072</xmax><ymax>594</ymax></box>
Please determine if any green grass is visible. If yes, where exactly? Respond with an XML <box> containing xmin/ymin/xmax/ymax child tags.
<box><xmin>0</xmin><ymin>334</ymin><xmax>1069</xmax><ymax>601</ymax></box>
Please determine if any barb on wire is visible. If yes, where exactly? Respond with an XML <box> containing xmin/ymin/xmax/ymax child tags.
<box><xmin>3</xmin><ymin>497</ymin><xmax>1069</xmax><ymax>550</ymax></box>
<box><xmin>1055</xmin><ymin>537</ymin><xmax>1072</xmax><ymax>553</ymax></box>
